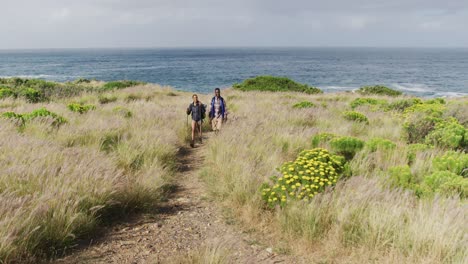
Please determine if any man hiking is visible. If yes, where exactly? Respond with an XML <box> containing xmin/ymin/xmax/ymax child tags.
<box><xmin>186</xmin><ymin>94</ymin><xmax>205</xmax><ymax>148</ymax></box>
<box><xmin>209</xmin><ymin>88</ymin><xmax>227</xmax><ymax>134</ymax></box>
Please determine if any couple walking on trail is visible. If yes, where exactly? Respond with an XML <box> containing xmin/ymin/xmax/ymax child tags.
<box><xmin>186</xmin><ymin>88</ymin><xmax>227</xmax><ymax>148</ymax></box>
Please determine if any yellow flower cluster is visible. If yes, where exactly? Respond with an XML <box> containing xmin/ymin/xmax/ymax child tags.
<box><xmin>261</xmin><ymin>148</ymin><xmax>344</xmax><ymax>207</ymax></box>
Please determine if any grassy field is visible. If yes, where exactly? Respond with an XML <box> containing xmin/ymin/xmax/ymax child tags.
<box><xmin>201</xmin><ymin>89</ymin><xmax>467</xmax><ymax>263</ymax></box>
<box><xmin>0</xmin><ymin>81</ymin><xmax>213</xmax><ymax>262</ymax></box>
<box><xmin>0</xmin><ymin>77</ymin><xmax>467</xmax><ymax>263</ymax></box>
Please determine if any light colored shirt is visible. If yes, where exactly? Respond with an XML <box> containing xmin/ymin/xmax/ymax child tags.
<box><xmin>214</xmin><ymin>97</ymin><xmax>221</xmax><ymax>118</ymax></box>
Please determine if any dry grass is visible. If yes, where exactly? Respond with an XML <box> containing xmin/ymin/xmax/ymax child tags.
<box><xmin>201</xmin><ymin>90</ymin><xmax>468</xmax><ymax>263</ymax></box>
<box><xmin>0</xmin><ymin>84</ymin><xmax>195</xmax><ymax>262</ymax></box>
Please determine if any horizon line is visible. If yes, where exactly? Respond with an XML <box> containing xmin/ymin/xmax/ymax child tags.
<box><xmin>1</xmin><ymin>45</ymin><xmax>468</xmax><ymax>51</ymax></box>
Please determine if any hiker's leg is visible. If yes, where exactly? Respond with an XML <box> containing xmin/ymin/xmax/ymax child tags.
<box><xmin>216</xmin><ymin>116</ymin><xmax>222</xmax><ymax>131</ymax></box>
<box><xmin>198</xmin><ymin>121</ymin><xmax>202</xmax><ymax>141</ymax></box>
<box><xmin>211</xmin><ymin>118</ymin><xmax>216</xmax><ymax>131</ymax></box>
<box><xmin>191</xmin><ymin>120</ymin><xmax>196</xmax><ymax>141</ymax></box>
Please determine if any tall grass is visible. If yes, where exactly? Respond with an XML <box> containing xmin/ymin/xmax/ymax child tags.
<box><xmin>201</xmin><ymin>90</ymin><xmax>467</xmax><ymax>263</ymax></box>
<box><xmin>0</xmin><ymin>84</ymin><xmax>194</xmax><ymax>262</ymax></box>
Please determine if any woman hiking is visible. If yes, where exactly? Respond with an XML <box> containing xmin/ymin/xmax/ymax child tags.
<box><xmin>186</xmin><ymin>94</ymin><xmax>205</xmax><ymax>148</ymax></box>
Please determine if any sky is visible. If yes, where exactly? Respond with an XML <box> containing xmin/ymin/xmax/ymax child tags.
<box><xmin>1</xmin><ymin>0</ymin><xmax>468</xmax><ymax>49</ymax></box>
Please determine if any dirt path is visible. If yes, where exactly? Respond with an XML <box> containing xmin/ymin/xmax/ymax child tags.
<box><xmin>54</xmin><ymin>133</ymin><xmax>302</xmax><ymax>264</ymax></box>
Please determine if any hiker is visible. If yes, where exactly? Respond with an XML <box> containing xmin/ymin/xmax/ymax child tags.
<box><xmin>186</xmin><ymin>94</ymin><xmax>205</xmax><ymax>148</ymax></box>
<box><xmin>209</xmin><ymin>88</ymin><xmax>227</xmax><ymax>134</ymax></box>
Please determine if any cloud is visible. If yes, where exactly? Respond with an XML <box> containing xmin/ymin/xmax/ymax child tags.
<box><xmin>0</xmin><ymin>0</ymin><xmax>467</xmax><ymax>48</ymax></box>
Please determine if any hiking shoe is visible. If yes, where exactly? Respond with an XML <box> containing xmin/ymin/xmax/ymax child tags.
<box><xmin>190</xmin><ymin>140</ymin><xmax>195</xmax><ymax>148</ymax></box>
<box><xmin>199</xmin><ymin>137</ymin><xmax>203</xmax><ymax>144</ymax></box>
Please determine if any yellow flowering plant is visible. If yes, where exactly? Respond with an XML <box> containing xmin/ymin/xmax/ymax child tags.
<box><xmin>261</xmin><ymin>148</ymin><xmax>345</xmax><ymax>208</ymax></box>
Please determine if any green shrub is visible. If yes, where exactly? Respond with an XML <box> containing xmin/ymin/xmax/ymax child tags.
<box><xmin>25</xmin><ymin>108</ymin><xmax>67</xmax><ymax>126</ymax></box>
<box><xmin>426</xmin><ymin>98</ymin><xmax>446</xmax><ymax>105</ymax></box>
<box><xmin>389</xmin><ymin>165</ymin><xmax>414</xmax><ymax>189</ymax></box>
<box><xmin>357</xmin><ymin>85</ymin><xmax>402</xmax><ymax>97</ymax></box>
<box><xmin>343</xmin><ymin>111</ymin><xmax>369</xmax><ymax>124</ymax></box>
<box><xmin>67</xmin><ymin>103</ymin><xmax>96</xmax><ymax>114</ymax></box>
<box><xmin>113</xmin><ymin>107</ymin><xmax>133</xmax><ymax>118</ymax></box>
<box><xmin>350</xmin><ymin>98</ymin><xmax>387</xmax><ymax>109</ymax></box>
<box><xmin>1</xmin><ymin>111</ymin><xmax>26</xmax><ymax>126</ymax></box>
<box><xmin>20</xmin><ymin>88</ymin><xmax>43</xmax><ymax>103</ymax></box>
<box><xmin>100</xmin><ymin>132</ymin><xmax>122</xmax><ymax>153</ymax></box>
<box><xmin>386</xmin><ymin>98</ymin><xmax>423</xmax><ymax>111</ymax></box>
<box><xmin>432</xmin><ymin>151</ymin><xmax>468</xmax><ymax>177</ymax></box>
<box><xmin>403</xmin><ymin>104</ymin><xmax>446</xmax><ymax>144</ymax></box>
<box><xmin>74</xmin><ymin>78</ymin><xmax>91</xmax><ymax>84</ymax></box>
<box><xmin>102</xmin><ymin>80</ymin><xmax>143</xmax><ymax>91</ymax></box>
<box><xmin>404</xmin><ymin>103</ymin><xmax>446</xmax><ymax>117</ymax></box>
<box><xmin>365</xmin><ymin>137</ymin><xmax>396</xmax><ymax>152</ymax></box>
<box><xmin>261</xmin><ymin>148</ymin><xmax>345</xmax><ymax>208</ymax></box>
<box><xmin>423</xmin><ymin>171</ymin><xmax>467</xmax><ymax>198</ymax></box>
<box><xmin>425</xmin><ymin>118</ymin><xmax>467</xmax><ymax>150</ymax></box>
<box><xmin>293</xmin><ymin>101</ymin><xmax>316</xmax><ymax>109</ymax></box>
<box><xmin>311</xmin><ymin>133</ymin><xmax>337</xmax><ymax>148</ymax></box>
<box><xmin>233</xmin><ymin>76</ymin><xmax>323</xmax><ymax>94</ymax></box>
<box><xmin>0</xmin><ymin>88</ymin><xmax>15</xmax><ymax>99</ymax></box>
<box><xmin>98</xmin><ymin>94</ymin><xmax>118</xmax><ymax>104</ymax></box>
<box><xmin>330</xmin><ymin>136</ymin><xmax>365</xmax><ymax>160</ymax></box>
<box><xmin>406</xmin><ymin>143</ymin><xmax>433</xmax><ymax>164</ymax></box>
<box><xmin>125</xmin><ymin>94</ymin><xmax>143</xmax><ymax>102</ymax></box>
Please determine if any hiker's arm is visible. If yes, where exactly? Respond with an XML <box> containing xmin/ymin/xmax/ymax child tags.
<box><xmin>186</xmin><ymin>105</ymin><xmax>191</xmax><ymax>115</ymax></box>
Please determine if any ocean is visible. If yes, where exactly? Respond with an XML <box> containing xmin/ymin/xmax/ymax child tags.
<box><xmin>0</xmin><ymin>47</ymin><xmax>467</xmax><ymax>97</ymax></box>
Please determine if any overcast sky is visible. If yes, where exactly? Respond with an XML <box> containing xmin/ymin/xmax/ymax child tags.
<box><xmin>1</xmin><ymin>0</ymin><xmax>468</xmax><ymax>49</ymax></box>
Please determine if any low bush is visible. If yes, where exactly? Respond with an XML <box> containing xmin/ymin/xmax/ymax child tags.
<box><xmin>350</xmin><ymin>98</ymin><xmax>387</xmax><ymax>109</ymax></box>
<box><xmin>2</xmin><ymin>108</ymin><xmax>67</xmax><ymax>127</ymax></box>
<box><xmin>386</xmin><ymin>98</ymin><xmax>423</xmax><ymax>112</ymax></box>
<box><xmin>293</xmin><ymin>101</ymin><xmax>315</xmax><ymax>109</ymax></box>
<box><xmin>233</xmin><ymin>76</ymin><xmax>323</xmax><ymax>94</ymax></box>
<box><xmin>330</xmin><ymin>136</ymin><xmax>365</xmax><ymax>160</ymax></box>
<box><xmin>98</xmin><ymin>94</ymin><xmax>118</xmax><ymax>104</ymax></box>
<box><xmin>432</xmin><ymin>151</ymin><xmax>468</xmax><ymax>177</ymax></box>
<box><xmin>113</xmin><ymin>106</ymin><xmax>133</xmax><ymax>118</ymax></box>
<box><xmin>425</xmin><ymin>118</ymin><xmax>467</xmax><ymax>150</ymax></box>
<box><xmin>311</xmin><ymin>133</ymin><xmax>337</xmax><ymax>148</ymax></box>
<box><xmin>0</xmin><ymin>88</ymin><xmax>15</xmax><ymax>99</ymax></box>
<box><xmin>406</xmin><ymin>143</ymin><xmax>433</xmax><ymax>164</ymax></box>
<box><xmin>357</xmin><ymin>85</ymin><xmax>402</xmax><ymax>97</ymax></box>
<box><xmin>343</xmin><ymin>111</ymin><xmax>369</xmax><ymax>124</ymax></box>
<box><xmin>426</xmin><ymin>98</ymin><xmax>446</xmax><ymax>105</ymax></box>
<box><xmin>365</xmin><ymin>137</ymin><xmax>396</xmax><ymax>152</ymax></box>
<box><xmin>423</xmin><ymin>171</ymin><xmax>467</xmax><ymax>198</ymax></box>
<box><xmin>261</xmin><ymin>148</ymin><xmax>344</xmax><ymax>208</ymax></box>
<box><xmin>67</xmin><ymin>103</ymin><xmax>96</xmax><ymax>114</ymax></box>
<box><xmin>25</xmin><ymin>108</ymin><xmax>67</xmax><ymax>126</ymax></box>
<box><xmin>102</xmin><ymin>80</ymin><xmax>143</xmax><ymax>91</ymax></box>
<box><xmin>20</xmin><ymin>88</ymin><xmax>43</xmax><ymax>103</ymax></box>
<box><xmin>389</xmin><ymin>165</ymin><xmax>414</xmax><ymax>189</ymax></box>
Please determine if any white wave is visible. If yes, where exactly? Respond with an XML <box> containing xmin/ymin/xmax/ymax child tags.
<box><xmin>321</xmin><ymin>86</ymin><xmax>359</xmax><ymax>90</ymax></box>
<box><xmin>391</xmin><ymin>83</ymin><xmax>432</xmax><ymax>93</ymax></box>
<box><xmin>0</xmin><ymin>74</ymin><xmax>56</xmax><ymax>79</ymax></box>
<box><xmin>433</xmin><ymin>91</ymin><xmax>468</xmax><ymax>98</ymax></box>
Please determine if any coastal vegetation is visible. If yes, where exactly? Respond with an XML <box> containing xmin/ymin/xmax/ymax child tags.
<box><xmin>0</xmin><ymin>76</ymin><xmax>466</xmax><ymax>263</ymax></box>
<box><xmin>233</xmin><ymin>75</ymin><xmax>323</xmax><ymax>94</ymax></box>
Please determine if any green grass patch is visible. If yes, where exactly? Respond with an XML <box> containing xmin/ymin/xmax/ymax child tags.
<box><xmin>343</xmin><ymin>111</ymin><xmax>369</xmax><ymax>124</ymax></box>
<box><xmin>357</xmin><ymin>85</ymin><xmax>402</xmax><ymax>97</ymax></box>
<box><xmin>233</xmin><ymin>76</ymin><xmax>322</xmax><ymax>94</ymax></box>
<box><xmin>102</xmin><ymin>80</ymin><xmax>144</xmax><ymax>91</ymax></box>
<box><xmin>293</xmin><ymin>101</ymin><xmax>316</xmax><ymax>109</ymax></box>
<box><xmin>67</xmin><ymin>103</ymin><xmax>96</xmax><ymax>114</ymax></box>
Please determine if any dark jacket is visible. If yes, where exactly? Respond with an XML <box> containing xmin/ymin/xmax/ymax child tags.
<box><xmin>187</xmin><ymin>102</ymin><xmax>205</xmax><ymax>121</ymax></box>
<box><xmin>209</xmin><ymin>96</ymin><xmax>226</xmax><ymax>119</ymax></box>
